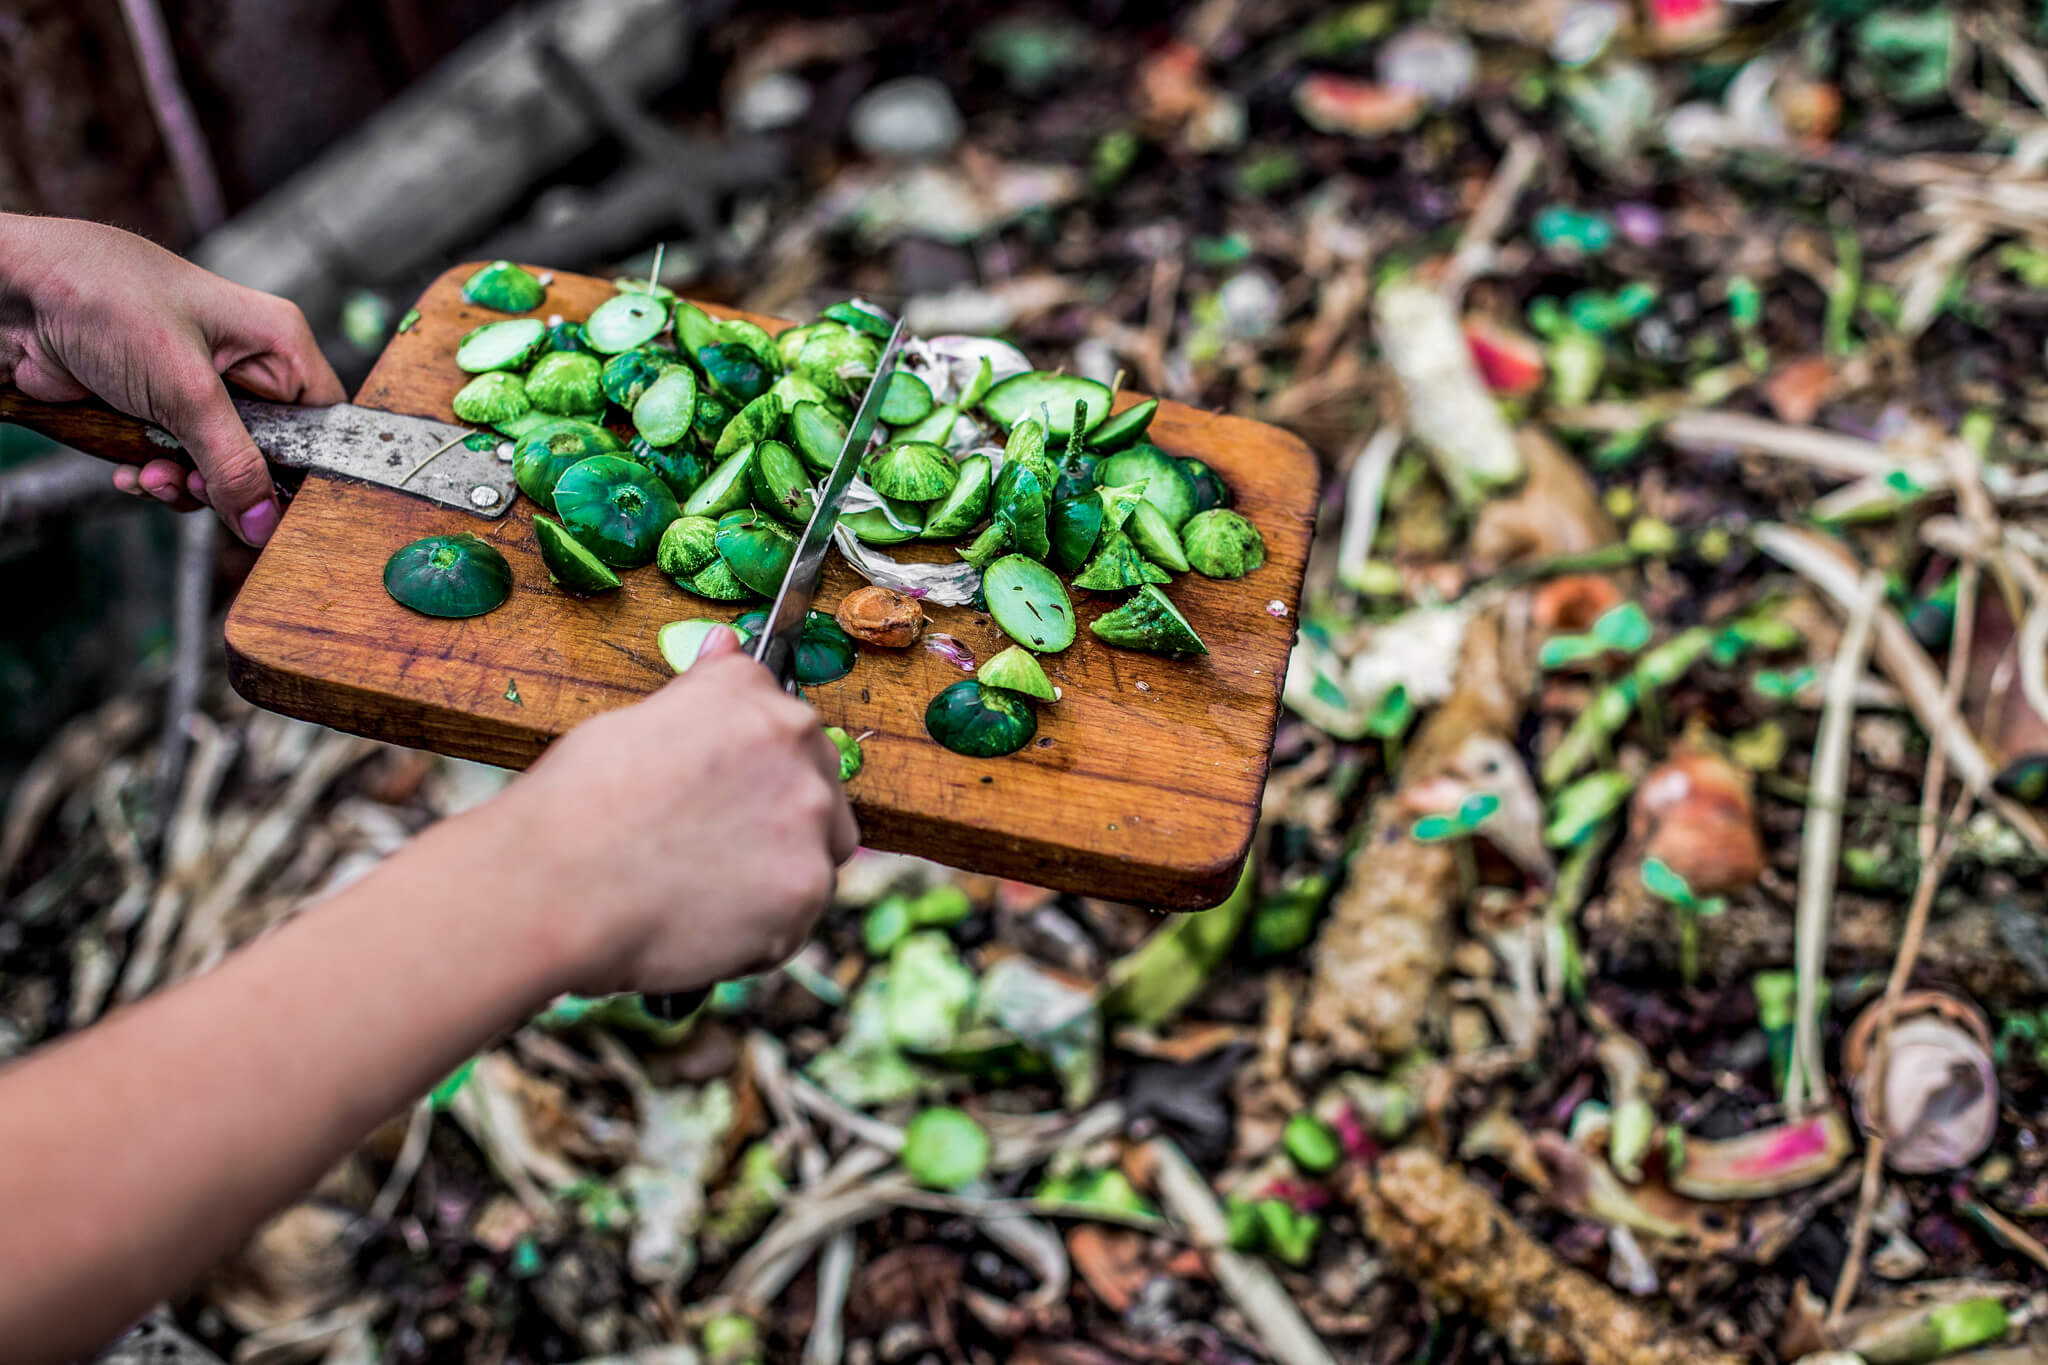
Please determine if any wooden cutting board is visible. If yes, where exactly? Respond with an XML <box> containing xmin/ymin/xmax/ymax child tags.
<box><xmin>224</xmin><ymin>265</ymin><xmax>1319</xmax><ymax>908</ymax></box>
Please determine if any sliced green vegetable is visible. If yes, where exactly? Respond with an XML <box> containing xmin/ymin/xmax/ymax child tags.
<box><xmin>628</xmin><ymin>437</ymin><xmax>707</xmax><ymax>503</ymax></box>
<box><xmin>984</xmin><ymin>555</ymin><xmax>1075</xmax><ymax>652</ymax></box>
<box><xmin>878</xmin><ymin>371</ymin><xmax>935</xmax><ymax>425</ymax></box>
<box><xmin>962</xmin><ymin>461</ymin><xmax>1049</xmax><ymax>568</ymax></box>
<box><xmin>717</xmin><ymin>318</ymin><xmax>783</xmax><ymax>371</ymax></box>
<box><xmin>1127</xmin><ymin>499</ymin><xmax>1190</xmax><ymax>573</ymax></box>
<box><xmin>714</xmin><ymin>392</ymin><xmax>784</xmax><ymax>461</ymax></box>
<box><xmin>1086</xmin><ymin>396</ymin><xmax>1157</xmax><ymax>450</ymax></box>
<box><xmin>512</xmin><ymin>419</ymin><xmax>624</xmax><ymax>504</ymax></box>
<box><xmin>1002</xmin><ymin>418</ymin><xmax>1057</xmax><ymax>490</ymax></box>
<box><xmin>450</xmin><ymin>372</ymin><xmax>530</xmax><ymax>426</ymax></box>
<box><xmin>715</xmin><ymin>508</ymin><xmax>798</xmax><ymax>596</ymax></box>
<box><xmin>1097</xmin><ymin>444</ymin><xmax>1199</xmax><ymax>529</ymax></box>
<box><xmin>584</xmin><ymin>291</ymin><xmax>670</xmax><ymax>354</ymax></box>
<box><xmin>843</xmin><ymin>505</ymin><xmax>922</xmax><ymax>544</ymax></box>
<box><xmin>1090</xmin><ymin>584</ymin><xmax>1206</xmax><ymax>657</ymax></box>
<box><xmin>683</xmin><ymin>447</ymin><xmax>757</xmax><ymax>518</ymax></box>
<box><xmin>632</xmin><ymin>366</ymin><xmax>700</xmax><ymax>447</ymax></box>
<box><xmin>922</xmin><ymin>454</ymin><xmax>992</xmax><ymax>538</ymax></box>
<box><xmin>534</xmin><ymin>514</ymin><xmax>623</xmax><ymax>595</ymax></box>
<box><xmin>693</xmin><ymin>392</ymin><xmax>736</xmax><ymax>449</ymax></box>
<box><xmin>748</xmin><ymin>439</ymin><xmax>818</xmax><ymax>525</ymax></box>
<box><xmin>982</xmin><ymin>371</ymin><xmax>1112</xmax><ymax>438</ymax></box>
<box><xmin>1182</xmin><ymin>456</ymin><xmax>1232</xmax><ymax>512</ymax></box>
<box><xmin>612</xmin><ymin>276</ymin><xmax>677</xmax><ymax>304</ymax></box>
<box><xmin>456</xmin><ymin>317</ymin><xmax>546</xmax><ymax>373</ymax></box>
<box><xmin>542</xmin><ymin>320</ymin><xmax>590</xmax><ymax>355</ymax></box>
<box><xmin>462</xmin><ymin>260</ymin><xmax>544</xmax><ymax>312</ymax></box>
<box><xmin>670</xmin><ymin>299</ymin><xmax>723</xmax><ymax>356</ymax></box>
<box><xmin>925</xmin><ymin>680</ymin><xmax>1037</xmax><ymax>757</ymax></box>
<box><xmin>863</xmin><ymin>441</ymin><xmax>959</xmax><ymax>502</ymax></box>
<box><xmin>552</xmin><ymin>455</ymin><xmax>679</xmax><ymax>568</ymax></box>
<box><xmin>979</xmin><ymin>645</ymin><xmax>1056</xmax><ymax>700</ymax></box>
<box><xmin>1182</xmin><ymin>509</ymin><xmax>1265</xmax><ymax>578</ymax></box>
<box><xmin>735</xmin><ymin>608</ymin><xmax>857</xmax><ymax>684</ymax></box>
<box><xmin>524</xmin><ymin>351</ymin><xmax>605</xmax><ymax>418</ymax></box>
<box><xmin>1095</xmin><ymin>480</ymin><xmax>1146</xmax><ymax>532</ymax></box>
<box><xmin>901</xmin><ymin>1108</ymin><xmax>991</xmax><ymax>1190</ymax></box>
<box><xmin>685</xmin><ymin>558</ymin><xmax>756</xmax><ymax>602</ymax></box>
<box><xmin>821</xmin><ymin>299</ymin><xmax>893</xmax><ymax>338</ymax></box>
<box><xmin>790</xmin><ymin>400</ymin><xmax>849</xmax><ymax>475</ymax></box>
<box><xmin>768</xmin><ymin>370</ymin><xmax>837</xmax><ymax>418</ymax></box>
<box><xmin>659</xmin><ymin>618</ymin><xmax>744</xmax><ymax>673</ymax></box>
<box><xmin>700</xmin><ymin>341</ymin><xmax>773</xmax><ymax>404</ymax></box>
<box><xmin>383</xmin><ymin>534</ymin><xmax>512</xmax><ymax>618</ymax></box>
<box><xmin>895</xmin><ymin>403</ymin><xmax>963</xmax><ymax>446</ymax></box>
<box><xmin>775</xmin><ymin>320</ymin><xmax>841</xmax><ymax>369</ymax></box>
<box><xmin>796</xmin><ymin>328</ymin><xmax>881</xmax><ymax>402</ymax></box>
<box><xmin>493</xmin><ymin>409</ymin><xmax>555</xmax><ymax>441</ymax></box>
<box><xmin>1048</xmin><ymin>497</ymin><xmax>1104</xmax><ymax>573</ymax></box>
<box><xmin>601</xmin><ymin>348</ymin><xmax>674</xmax><ymax>408</ymax></box>
<box><xmin>656</xmin><ymin>515</ymin><xmax>720</xmax><ymax>579</ymax></box>
<box><xmin>1071</xmin><ymin>527</ymin><xmax>1169</xmax><ymax>590</ymax></box>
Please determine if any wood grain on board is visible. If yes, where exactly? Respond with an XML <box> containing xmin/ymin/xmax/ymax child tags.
<box><xmin>223</xmin><ymin>265</ymin><xmax>1319</xmax><ymax>908</ymax></box>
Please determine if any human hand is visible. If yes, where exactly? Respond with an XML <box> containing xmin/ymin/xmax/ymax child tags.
<box><xmin>0</xmin><ymin>214</ymin><xmax>345</xmax><ymax>546</ymax></box>
<box><xmin>486</xmin><ymin>627</ymin><xmax>860</xmax><ymax>997</ymax></box>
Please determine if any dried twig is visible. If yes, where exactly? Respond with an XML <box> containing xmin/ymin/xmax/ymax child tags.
<box><xmin>1334</xmin><ymin>425</ymin><xmax>1404</xmax><ymax>592</ymax></box>
<box><xmin>1444</xmin><ymin>133</ymin><xmax>1544</xmax><ymax>299</ymax></box>
<box><xmin>1786</xmin><ymin>570</ymin><xmax>1884</xmax><ymax>1115</ymax></box>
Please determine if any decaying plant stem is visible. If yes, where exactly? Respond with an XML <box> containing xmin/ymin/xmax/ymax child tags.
<box><xmin>1352</xmin><ymin>1149</ymin><xmax>1744</xmax><ymax>1365</ymax></box>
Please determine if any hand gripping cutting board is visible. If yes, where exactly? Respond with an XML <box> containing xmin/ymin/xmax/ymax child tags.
<box><xmin>224</xmin><ymin>265</ymin><xmax>1319</xmax><ymax>908</ymax></box>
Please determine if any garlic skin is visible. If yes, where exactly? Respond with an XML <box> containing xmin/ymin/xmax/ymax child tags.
<box><xmin>1845</xmin><ymin>992</ymin><xmax>1999</xmax><ymax>1175</ymax></box>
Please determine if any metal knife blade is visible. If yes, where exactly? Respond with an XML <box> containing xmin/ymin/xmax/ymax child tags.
<box><xmin>224</xmin><ymin>398</ymin><xmax>517</xmax><ymax>518</ymax></box>
<box><xmin>750</xmin><ymin>318</ymin><xmax>910</xmax><ymax>689</ymax></box>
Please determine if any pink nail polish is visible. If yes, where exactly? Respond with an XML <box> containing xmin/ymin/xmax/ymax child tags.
<box><xmin>238</xmin><ymin>500</ymin><xmax>281</xmax><ymax>546</ymax></box>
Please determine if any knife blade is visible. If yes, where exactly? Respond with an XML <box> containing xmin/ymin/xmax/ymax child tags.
<box><xmin>642</xmin><ymin>317</ymin><xmax>909</xmax><ymax>1023</ymax></box>
<box><xmin>0</xmin><ymin>390</ymin><xmax>517</xmax><ymax>518</ymax></box>
<box><xmin>750</xmin><ymin>317</ymin><xmax>910</xmax><ymax>689</ymax></box>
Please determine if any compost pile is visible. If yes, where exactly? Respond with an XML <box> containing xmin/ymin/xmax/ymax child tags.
<box><xmin>12</xmin><ymin>1</ymin><xmax>2048</xmax><ymax>1362</ymax></box>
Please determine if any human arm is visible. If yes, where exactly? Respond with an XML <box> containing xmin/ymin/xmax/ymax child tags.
<box><xmin>0</xmin><ymin>630</ymin><xmax>857</xmax><ymax>1364</ymax></box>
<box><xmin>0</xmin><ymin>213</ymin><xmax>346</xmax><ymax>545</ymax></box>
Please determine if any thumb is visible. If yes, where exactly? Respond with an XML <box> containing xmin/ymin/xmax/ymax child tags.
<box><xmin>696</xmin><ymin>622</ymin><xmax>744</xmax><ymax>663</ymax></box>
<box><xmin>160</xmin><ymin>365</ymin><xmax>280</xmax><ymax>546</ymax></box>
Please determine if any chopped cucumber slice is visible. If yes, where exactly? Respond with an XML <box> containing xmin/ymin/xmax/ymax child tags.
<box><xmin>659</xmin><ymin>619</ymin><xmax>744</xmax><ymax>673</ymax></box>
<box><xmin>922</xmin><ymin>454</ymin><xmax>992</xmax><ymax>539</ymax></box>
<box><xmin>878</xmin><ymin>371</ymin><xmax>935</xmax><ymax>425</ymax></box>
<box><xmin>1126</xmin><ymin>498</ymin><xmax>1191</xmax><ymax>574</ymax></box>
<box><xmin>1086</xmin><ymin>396</ymin><xmax>1158</xmax><ymax>451</ymax></box>
<box><xmin>981</xmin><ymin>372</ymin><xmax>1112</xmax><ymax>438</ymax></box>
<box><xmin>984</xmin><ymin>554</ymin><xmax>1076</xmax><ymax>653</ymax></box>
<box><xmin>534</xmin><ymin>514</ymin><xmax>623</xmax><ymax>595</ymax></box>
<box><xmin>585</xmin><ymin>292</ymin><xmax>670</xmax><ymax>353</ymax></box>
<box><xmin>682</xmin><ymin>446</ymin><xmax>757</xmax><ymax>518</ymax></box>
<box><xmin>633</xmin><ymin>367</ymin><xmax>700</xmax><ymax>448</ymax></box>
<box><xmin>979</xmin><ymin>645</ymin><xmax>1056</xmax><ymax>701</ymax></box>
<box><xmin>456</xmin><ymin>318</ymin><xmax>546</xmax><ymax>373</ymax></box>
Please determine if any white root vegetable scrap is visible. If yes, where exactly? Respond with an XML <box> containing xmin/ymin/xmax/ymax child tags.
<box><xmin>1374</xmin><ymin>279</ymin><xmax>1525</xmax><ymax>507</ymax></box>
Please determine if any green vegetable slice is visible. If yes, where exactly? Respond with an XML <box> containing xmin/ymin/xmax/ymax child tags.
<box><xmin>1002</xmin><ymin>419</ymin><xmax>1057</xmax><ymax>490</ymax></box>
<box><xmin>533</xmin><ymin>514</ymin><xmax>623</xmax><ymax>595</ymax></box>
<box><xmin>670</xmin><ymin>300</ymin><xmax>723</xmax><ymax>356</ymax></box>
<box><xmin>685</xmin><ymin>558</ymin><xmax>756</xmax><ymax>601</ymax></box>
<box><xmin>383</xmin><ymin>534</ymin><xmax>512</xmax><ymax>619</ymax></box>
<box><xmin>825</xmin><ymin>726</ymin><xmax>863</xmax><ymax>782</ymax></box>
<box><xmin>628</xmin><ymin>437</ymin><xmax>707</xmax><ymax>503</ymax></box>
<box><xmin>700</xmin><ymin>341</ymin><xmax>773</xmax><ymax>403</ymax></box>
<box><xmin>863</xmin><ymin>441</ymin><xmax>959</xmax><ymax>502</ymax></box>
<box><xmin>747</xmin><ymin>439</ymin><xmax>818</xmax><ymax>526</ymax></box>
<box><xmin>715</xmin><ymin>508</ymin><xmax>798</xmax><ymax>596</ymax></box>
<box><xmin>552</xmin><ymin>455</ymin><xmax>680</xmax><ymax>568</ymax></box>
<box><xmin>1071</xmin><ymin>527</ymin><xmax>1170</xmax><ymax>591</ymax></box>
<box><xmin>512</xmin><ymin>419</ymin><xmax>624</xmax><ymax>504</ymax></box>
<box><xmin>735</xmin><ymin>608</ymin><xmax>857</xmax><ymax>684</ymax></box>
<box><xmin>775</xmin><ymin>321</ymin><xmax>840</xmax><ymax>369</ymax></box>
<box><xmin>769</xmin><ymin>370</ymin><xmax>838</xmax><ymax>418</ymax></box>
<box><xmin>1182</xmin><ymin>508</ymin><xmax>1265</xmax><ymax>578</ymax></box>
<box><xmin>542</xmin><ymin>320</ymin><xmax>591</xmax><ymax>355</ymax></box>
<box><xmin>842</xmin><ymin>505</ymin><xmax>922</xmax><ymax>544</ymax></box>
<box><xmin>494</xmin><ymin>409</ymin><xmax>555</xmax><ymax>441</ymax></box>
<box><xmin>963</xmin><ymin>462</ymin><xmax>1049</xmax><ymax>568</ymax></box>
<box><xmin>1097</xmin><ymin>444</ymin><xmax>1199</xmax><ymax>529</ymax></box>
<box><xmin>922</xmin><ymin>454</ymin><xmax>992</xmax><ymax>538</ymax></box>
<box><xmin>658</xmin><ymin>619</ymin><xmax>744</xmax><ymax>673</ymax></box>
<box><xmin>821</xmin><ymin>299</ymin><xmax>893</xmax><ymax>338</ymax></box>
<box><xmin>1095</xmin><ymin>480</ymin><xmax>1146</xmax><ymax>532</ymax></box>
<box><xmin>602</xmin><ymin>348</ymin><xmax>674</xmax><ymax>408</ymax></box>
<box><xmin>633</xmin><ymin>366</ymin><xmax>700</xmax><ymax>447</ymax></box>
<box><xmin>981</xmin><ymin>371</ymin><xmax>1112</xmax><ymax>438</ymax></box>
<box><xmin>959</xmin><ymin>356</ymin><xmax>997</xmax><ymax>410</ymax></box>
<box><xmin>456</xmin><ymin>318</ymin><xmax>546</xmax><ymax>373</ymax></box>
<box><xmin>877</xmin><ymin>371</ymin><xmax>935</xmax><ymax>425</ymax></box>
<box><xmin>451</xmin><ymin>372</ymin><xmax>530</xmax><ymax>426</ymax></box>
<box><xmin>790</xmin><ymin>400</ymin><xmax>849</xmax><ymax>475</ymax></box>
<box><xmin>462</xmin><ymin>260</ymin><xmax>545</xmax><ymax>313</ymax></box>
<box><xmin>979</xmin><ymin>645</ymin><xmax>1056</xmax><ymax>701</ymax></box>
<box><xmin>796</xmin><ymin>329</ymin><xmax>881</xmax><ymax>402</ymax></box>
<box><xmin>983</xmin><ymin>554</ymin><xmax>1075</xmax><ymax>652</ymax></box>
<box><xmin>682</xmin><ymin>447</ymin><xmax>758</xmax><ymax>518</ymax></box>
<box><xmin>715</xmin><ymin>392</ymin><xmax>785</xmax><ymax>461</ymax></box>
<box><xmin>900</xmin><ymin>1107</ymin><xmax>992</xmax><ymax>1189</ymax></box>
<box><xmin>585</xmin><ymin>292</ymin><xmax>670</xmax><ymax>354</ymax></box>
<box><xmin>1127</xmin><ymin>499</ymin><xmax>1191</xmax><ymax>573</ymax></box>
<box><xmin>1048</xmin><ymin>497</ymin><xmax>1103</xmax><ymax>573</ymax></box>
<box><xmin>656</xmin><ymin>515</ymin><xmax>720</xmax><ymax>579</ymax></box>
<box><xmin>612</xmin><ymin>276</ymin><xmax>677</xmax><ymax>304</ymax></box>
<box><xmin>894</xmin><ymin>403</ymin><xmax>962</xmax><ymax>446</ymax></box>
<box><xmin>524</xmin><ymin>351</ymin><xmax>606</xmax><ymax>418</ymax></box>
<box><xmin>1090</xmin><ymin>584</ymin><xmax>1207</xmax><ymax>657</ymax></box>
<box><xmin>693</xmin><ymin>392</ymin><xmax>737</xmax><ymax>449</ymax></box>
<box><xmin>1086</xmin><ymin>396</ymin><xmax>1158</xmax><ymax>451</ymax></box>
<box><xmin>1182</xmin><ymin>456</ymin><xmax>1233</xmax><ymax>512</ymax></box>
<box><xmin>924</xmin><ymin>680</ymin><xmax>1037</xmax><ymax>758</ymax></box>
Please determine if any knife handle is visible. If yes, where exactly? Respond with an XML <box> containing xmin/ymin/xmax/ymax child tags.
<box><xmin>0</xmin><ymin>389</ymin><xmax>189</xmax><ymax>469</ymax></box>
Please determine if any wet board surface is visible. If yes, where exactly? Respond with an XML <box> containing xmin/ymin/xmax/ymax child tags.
<box><xmin>224</xmin><ymin>264</ymin><xmax>1319</xmax><ymax>908</ymax></box>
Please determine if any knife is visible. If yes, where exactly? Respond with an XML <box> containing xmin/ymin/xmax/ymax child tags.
<box><xmin>0</xmin><ymin>390</ymin><xmax>518</xmax><ymax>518</ymax></box>
<box><xmin>643</xmin><ymin>315</ymin><xmax>910</xmax><ymax>1023</ymax></box>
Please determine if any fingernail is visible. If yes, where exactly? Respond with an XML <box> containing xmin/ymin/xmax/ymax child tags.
<box><xmin>238</xmin><ymin>500</ymin><xmax>281</xmax><ymax>546</ymax></box>
<box><xmin>186</xmin><ymin>471</ymin><xmax>207</xmax><ymax>496</ymax></box>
